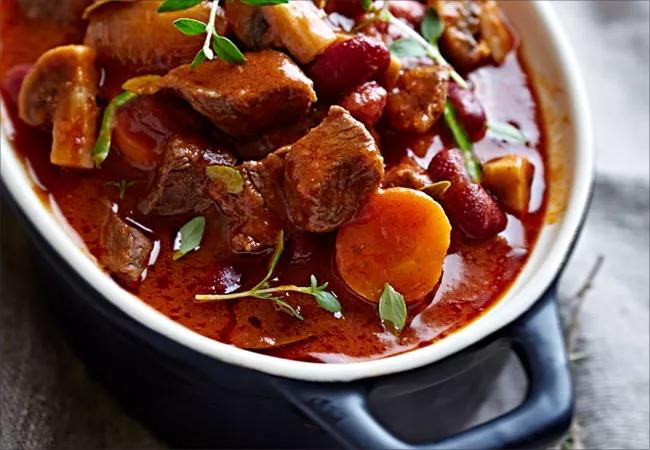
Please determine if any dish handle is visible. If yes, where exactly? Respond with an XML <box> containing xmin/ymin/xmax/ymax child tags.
<box><xmin>272</xmin><ymin>285</ymin><xmax>574</xmax><ymax>449</ymax></box>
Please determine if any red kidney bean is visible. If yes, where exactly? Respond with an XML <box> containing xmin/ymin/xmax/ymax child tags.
<box><xmin>307</xmin><ymin>35</ymin><xmax>391</xmax><ymax>99</ymax></box>
<box><xmin>388</xmin><ymin>0</ymin><xmax>426</xmax><ymax>28</ymax></box>
<box><xmin>428</xmin><ymin>148</ymin><xmax>507</xmax><ymax>239</ymax></box>
<box><xmin>338</xmin><ymin>81</ymin><xmax>387</xmax><ymax>128</ymax></box>
<box><xmin>447</xmin><ymin>82</ymin><xmax>488</xmax><ymax>142</ymax></box>
<box><xmin>324</xmin><ymin>0</ymin><xmax>366</xmax><ymax>19</ymax></box>
<box><xmin>2</xmin><ymin>64</ymin><xmax>33</xmax><ymax>106</ymax></box>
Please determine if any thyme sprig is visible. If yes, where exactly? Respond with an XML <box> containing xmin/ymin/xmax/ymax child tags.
<box><xmin>159</xmin><ymin>0</ymin><xmax>245</xmax><ymax>67</ymax></box>
<box><xmin>195</xmin><ymin>231</ymin><xmax>342</xmax><ymax>320</ymax></box>
<box><xmin>361</xmin><ymin>2</ymin><xmax>467</xmax><ymax>88</ymax></box>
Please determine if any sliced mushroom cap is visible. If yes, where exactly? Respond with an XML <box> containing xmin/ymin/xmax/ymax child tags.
<box><xmin>18</xmin><ymin>45</ymin><xmax>99</xmax><ymax>169</ymax></box>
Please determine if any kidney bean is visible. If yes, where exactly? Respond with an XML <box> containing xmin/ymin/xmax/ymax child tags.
<box><xmin>307</xmin><ymin>35</ymin><xmax>391</xmax><ymax>99</ymax></box>
<box><xmin>388</xmin><ymin>0</ymin><xmax>426</xmax><ymax>28</ymax></box>
<box><xmin>324</xmin><ymin>0</ymin><xmax>366</xmax><ymax>19</ymax></box>
<box><xmin>428</xmin><ymin>148</ymin><xmax>506</xmax><ymax>239</ymax></box>
<box><xmin>2</xmin><ymin>64</ymin><xmax>33</xmax><ymax>106</ymax></box>
<box><xmin>339</xmin><ymin>81</ymin><xmax>387</xmax><ymax>128</ymax></box>
<box><xmin>447</xmin><ymin>82</ymin><xmax>488</xmax><ymax>142</ymax></box>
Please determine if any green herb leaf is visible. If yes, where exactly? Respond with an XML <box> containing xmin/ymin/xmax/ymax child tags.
<box><xmin>421</xmin><ymin>8</ymin><xmax>444</xmax><ymax>45</ymax></box>
<box><xmin>173</xmin><ymin>216</ymin><xmax>206</xmax><ymax>260</ymax></box>
<box><xmin>173</xmin><ymin>18</ymin><xmax>206</xmax><ymax>36</ymax></box>
<box><xmin>212</xmin><ymin>35</ymin><xmax>246</xmax><ymax>64</ymax></box>
<box><xmin>253</xmin><ymin>230</ymin><xmax>285</xmax><ymax>290</ymax></box>
<box><xmin>421</xmin><ymin>180</ymin><xmax>451</xmax><ymax>199</ymax></box>
<box><xmin>92</xmin><ymin>91</ymin><xmax>139</xmax><ymax>167</ymax></box>
<box><xmin>105</xmin><ymin>179</ymin><xmax>137</xmax><ymax>199</ymax></box>
<box><xmin>378</xmin><ymin>283</ymin><xmax>407</xmax><ymax>332</ymax></box>
<box><xmin>388</xmin><ymin>38</ymin><xmax>428</xmax><ymax>58</ymax></box>
<box><xmin>361</xmin><ymin>0</ymin><xmax>373</xmax><ymax>11</ymax></box>
<box><xmin>487</xmin><ymin>121</ymin><xmax>527</xmax><ymax>144</ymax></box>
<box><xmin>313</xmin><ymin>290</ymin><xmax>342</xmax><ymax>314</ymax></box>
<box><xmin>157</xmin><ymin>0</ymin><xmax>202</xmax><ymax>13</ymax></box>
<box><xmin>206</xmin><ymin>165</ymin><xmax>245</xmax><ymax>193</ymax></box>
<box><xmin>190</xmin><ymin>48</ymin><xmax>207</xmax><ymax>69</ymax></box>
<box><xmin>443</xmin><ymin>100</ymin><xmax>482</xmax><ymax>183</ymax></box>
<box><xmin>241</xmin><ymin>0</ymin><xmax>289</xmax><ymax>5</ymax></box>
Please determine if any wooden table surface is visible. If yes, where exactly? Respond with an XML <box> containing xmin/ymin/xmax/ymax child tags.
<box><xmin>1</xmin><ymin>1</ymin><xmax>648</xmax><ymax>449</ymax></box>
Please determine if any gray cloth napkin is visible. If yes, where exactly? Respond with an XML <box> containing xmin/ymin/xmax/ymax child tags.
<box><xmin>1</xmin><ymin>1</ymin><xmax>648</xmax><ymax>449</ymax></box>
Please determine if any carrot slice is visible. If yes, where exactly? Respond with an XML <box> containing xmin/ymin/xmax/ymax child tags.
<box><xmin>335</xmin><ymin>187</ymin><xmax>451</xmax><ymax>304</ymax></box>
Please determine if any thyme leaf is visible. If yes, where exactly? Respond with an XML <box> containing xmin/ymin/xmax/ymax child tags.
<box><xmin>173</xmin><ymin>216</ymin><xmax>206</xmax><ymax>260</ymax></box>
<box><xmin>105</xmin><ymin>179</ymin><xmax>138</xmax><ymax>199</ymax></box>
<box><xmin>378</xmin><ymin>283</ymin><xmax>407</xmax><ymax>332</ymax></box>
<box><xmin>157</xmin><ymin>0</ymin><xmax>202</xmax><ymax>13</ymax></box>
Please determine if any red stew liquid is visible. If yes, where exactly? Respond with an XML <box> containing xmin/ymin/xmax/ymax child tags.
<box><xmin>1</xmin><ymin>0</ymin><xmax>547</xmax><ymax>362</ymax></box>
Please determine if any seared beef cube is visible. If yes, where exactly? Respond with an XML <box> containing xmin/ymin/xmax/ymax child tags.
<box><xmin>140</xmin><ymin>137</ymin><xmax>235</xmax><ymax>216</ymax></box>
<box><xmin>100</xmin><ymin>212</ymin><xmax>153</xmax><ymax>283</ymax></box>
<box><xmin>382</xmin><ymin>158</ymin><xmax>432</xmax><ymax>190</ymax></box>
<box><xmin>283</xmin><ymin>106</ymin><xmax>384</xmax><ymax>232</ymax></box>
<box><xmin>160</xmin><ymin>50</ymin><xmax>317</xmax><ymax>138</ymax></box>
<box><xmin>385</xmin><ymin>64</ymin><xmax>449</xmax><ymax>133</ymax></box>
<box><xmin>208</xmin><ymin>152</ymin><xmax>286</xmax><ymax>254</ymax></box>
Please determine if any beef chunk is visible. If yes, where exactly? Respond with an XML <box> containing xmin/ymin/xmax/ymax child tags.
<box><xmin>385</xmin><ymin>64</ymin><xmax>449</xmax><ymax>133</ymax></box>
<box><xmin>382</xmin><ymin>158</ymin><xmax>432</xmax><ymax>190</ymax></box>
<box><xmin>140</xmin><ymin>137</ymin><xmax>235</xmax><ymax>216</ymax></box>
<box><xmin>283</xmin><ymin>105</ymin><xmax>384</xmax><ymax>232</ymax></box>
<box><xmin>100</xmin><ymin>212</ymin><xmax>153</xmax><ymax>283</ymax></box>
<box><xmin>159</xmin><ymin>50</ymin><xmax>316</xmax><ymax>138</ymax></box>
<box><xmin>208</xmin><ymin>151</ymin><xmax>287</xmax><ymax>254</ymax></box>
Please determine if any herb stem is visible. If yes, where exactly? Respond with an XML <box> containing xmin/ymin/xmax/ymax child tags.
<box><xmin>385</xmin><ymin>11</ymin><xmax>467</xmax><ymax>88</ymax></box>
<box><xmin>202</xmin><ymin>0</ymin><xmax>220</xmax><ymax>60</ymax></box>
<box><xmin>195</xmin><ymin>285</ymin><xmax>312</xmax><ymax>302</ymax></box>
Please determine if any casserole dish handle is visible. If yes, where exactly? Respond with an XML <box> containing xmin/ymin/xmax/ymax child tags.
<box><xmin>273</xmin><ymin>285</ymin><xmax>574</xmax><ymax>449</ymax></box>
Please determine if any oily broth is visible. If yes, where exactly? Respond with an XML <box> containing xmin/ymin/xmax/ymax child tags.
<box><xmin>1</xmin><ymin>1</ymin><xmax>547</xmax><ymax>362</ymax></box>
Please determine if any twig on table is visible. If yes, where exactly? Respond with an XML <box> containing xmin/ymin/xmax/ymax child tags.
<box><xmin>564</xmin><ymin>255</ymin><xmax>605</xmax><ymax>352</ymax></box>
<box><xmin>556</xmin><ymin>255</ymin><xmax>605</xmax><ymax>450</ymax></box>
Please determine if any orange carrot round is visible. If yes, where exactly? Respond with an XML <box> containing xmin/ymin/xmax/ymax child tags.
<box><xmin>336</xmin><ymin>187</ymin><xmax>451</xmax><ymax>304</ymax></box>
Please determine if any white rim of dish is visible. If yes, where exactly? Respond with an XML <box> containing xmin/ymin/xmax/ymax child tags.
<box><xmin>1</xmin><ymin>1</ymin><xmax>593</xmax><ymax>382</ymax></box>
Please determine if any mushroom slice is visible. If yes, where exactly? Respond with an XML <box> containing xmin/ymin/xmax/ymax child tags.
<box><xmin>18</xmin><ymin>45</ymin><xmax>99</xmax><ymax>169</ymax></box>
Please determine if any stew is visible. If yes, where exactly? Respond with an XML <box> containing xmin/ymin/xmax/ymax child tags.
<box><xmin>1</xmin><ymin>0</ymin><xmax>548</xmax><ymax>363</ymax></box>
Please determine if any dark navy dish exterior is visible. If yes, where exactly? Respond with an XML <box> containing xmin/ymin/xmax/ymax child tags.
<box><xmin>2</xmin><ymin>186</ymin><xmax>579</xmax><ymax>449</ymax></box>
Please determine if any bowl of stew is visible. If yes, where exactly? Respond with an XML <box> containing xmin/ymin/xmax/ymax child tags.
<box><xmin>1</xmin><ymin>0</ymin><xmax>592</xmax><ymax>447</ymax></box>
